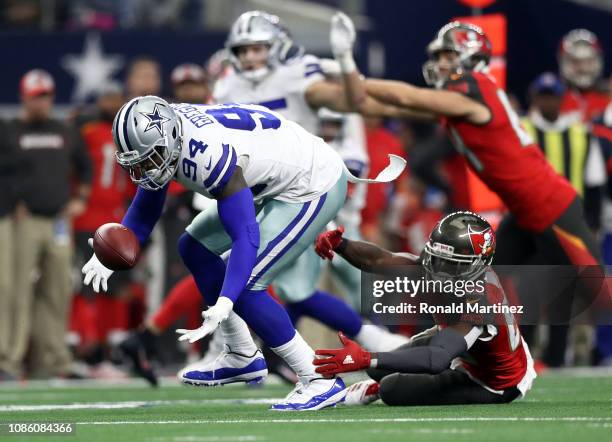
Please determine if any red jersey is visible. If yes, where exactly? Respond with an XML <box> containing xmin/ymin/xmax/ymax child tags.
<box><xmin>560</xmin><ymin>87</ymin><xmax>610</xmax><ymax>122</ymax></box>
<box><xmin>440</xmin><ymin>270</ymin><xmax>536</xmax><ymax>394</ymax></box>
<box><xmin>73</xmin><ymin>120</ymin><xmax>135</xmax><ymax>232</ymax></box>
<box><xmin>442</xmin><ymin>72</ymin><xmax>576</xmax><ymax>232</ymax></box>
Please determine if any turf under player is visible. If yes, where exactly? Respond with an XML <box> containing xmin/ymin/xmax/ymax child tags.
<box><xmin>81</xmin><ymin>96</ymin><xmax>404</xmax><ymax>410</ymax></box>
<box><xmin>312</xmin><ymin>212</ymin><xmax>536</xmax><ymax>406</ymax></box>
<box><xmin>330</xmin><ymin>14</ymin><xmax>603</xmax><ymax>269</ymax></box>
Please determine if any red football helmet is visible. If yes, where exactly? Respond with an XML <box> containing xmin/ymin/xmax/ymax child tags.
<box><xmin>558</xmin><ymin>29</ymin><xmax>603</xmax><ymax>90</ymax></box>
<box><xmin>423</xmin><ymin>21</ymin><xmax>492</xmax><ymax>88</ymax></box>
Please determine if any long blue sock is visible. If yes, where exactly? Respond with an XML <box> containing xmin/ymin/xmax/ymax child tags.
<box><xmin>177</xmin><ymin>232</ymin><xmax>225</xmax><ymax>306</ymax></box>
<box><xmin>233</xmin><ymin>289</ymin><xmax>296</xmax><ymax>348</ymax></box>
<box><xmin>286</xmin><ymin>290</ymin><xmax>362</xmax><ymax>337</ymax></box>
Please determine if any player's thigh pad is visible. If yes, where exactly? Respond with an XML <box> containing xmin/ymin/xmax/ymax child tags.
<box><xmin>272</xmin><ymin>247</ymin><xmax>322</xmax><ymax>302</ymax></box>
<box><xmin>247</xmin><ymin>174</ymin><xmax>347</xmax><ymax>292</ymax></box>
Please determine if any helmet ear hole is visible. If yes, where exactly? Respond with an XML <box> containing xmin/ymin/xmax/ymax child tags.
<box><xmin>172</xmin><ymin>127</ymin><xmax>177</xmax><ymax>139</ymax></box>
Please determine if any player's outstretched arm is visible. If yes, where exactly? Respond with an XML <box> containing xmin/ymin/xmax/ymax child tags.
<box><xmin>315</xmin><ymin>226</ymin><xmax>417</xmax><ymax>272</ymax></box>
<box><xmin>365</xmin><ymin>78</ymin><xmax>489</xmax><ymax>123</ymax></box>
<box><xmin>327</xmin><ymin>12</ymin><xmax>435</xmax><ymax>120</ymax></box>
<box><xmin>82</xmin><ymin>184</ymin><xmax>169</xmax><ymax>293</ymax></box>
<box><xmin>122</xmin><ymin>184</ymin><xmax>170</xmax><ymax>245</ymax></box>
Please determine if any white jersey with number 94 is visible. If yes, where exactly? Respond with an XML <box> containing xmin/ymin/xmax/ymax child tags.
<box><xmin>171</xmin><ymin>102</ymin><xmax>343</xmax><ymax>203</ymax></box>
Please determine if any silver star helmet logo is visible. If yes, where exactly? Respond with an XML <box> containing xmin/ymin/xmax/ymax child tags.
<box><xmin>140</xmin><ymin>104</ymin><xmax>171</xmax><ymax>136</ymax></box>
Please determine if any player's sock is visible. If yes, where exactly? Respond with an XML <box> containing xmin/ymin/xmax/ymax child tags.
<box><xmin>286</xmin><ymin>290</ymin><xmax>362</xmax><ymax>337</ymax></box>
<box><xmin>151</xmin><ymin>275</ymin><xmax>202</xmax><ymax>331</ymax></box>
<box><xmin>220</xmin><ymin>312</ymin><xmax>257</xmax><ymax>355</ymax></box>
<box><xmin>270</xmin><ymin>331</ymin><xmax>318</xmax><ymax>383</ymax></box>
<box><xmin>234</xmin><ymin>289</ymin><xmax>317</xmax><ymax>381</ymax></box>
<box><xmin>355</xmin><ymin>324</ymin><xmax>410</xmax><ymax>352</ymax></box>
<box><xmin>178</xmin><ymin>232</ymin><xmax>225</xmax><ymax>305</ymax></box>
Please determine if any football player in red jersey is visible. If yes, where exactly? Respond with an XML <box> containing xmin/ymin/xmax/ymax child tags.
<box><xmin>312</xmin><ymin>212</ymin><xmax>536</xmax><ymax>406</ymax></box>
<box><xmin>558</xmin><ymin>29</ymin><xmax>610</xmax><ymax>123</ymax></box>
<box><xmin>330</xmin><ymin>15</ymin><xmax>602</xmax><ymax>269</ymax></box>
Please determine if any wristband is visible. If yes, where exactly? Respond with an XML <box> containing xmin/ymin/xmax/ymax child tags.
<box><xmin>335</xmin><ymin>51</ymin><xmax>357</xmax><ymax>74</ymax></box>
<box><xmin>335</xmin><ymin>237</ymin><xmax>348</xmax><ymax>254</ymax></box>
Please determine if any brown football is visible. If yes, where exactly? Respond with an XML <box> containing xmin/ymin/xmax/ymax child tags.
<box><xmin>93</xmin><ymin>223</ymin><xmax>140</xmax><ymax>270</ymax></box>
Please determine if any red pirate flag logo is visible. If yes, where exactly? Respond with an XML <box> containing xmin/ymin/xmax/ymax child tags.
<box><xmin>467</xmin><ymin>225</ymin><xmax>495</xmax><ymax>257</ymax></box>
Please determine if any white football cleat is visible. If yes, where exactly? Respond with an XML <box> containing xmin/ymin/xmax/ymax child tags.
<box><xmin>178</xmin><ymin>346</ymin><xmax>268</xmax><ymax>387</ymax></box>
<box><xmin>344</xmin><ymin>380</ymin><xmax>380</xmax><ymax>406</ymax></box>
<box><xmin>270</xmin><ymin>377</ymin><xmax>346</xmax><ymax>411</ymax></box>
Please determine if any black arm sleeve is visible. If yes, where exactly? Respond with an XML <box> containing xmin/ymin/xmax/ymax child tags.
<box><xmin>372</xmin><ymin>327</ymin><xmax>467</xmax><ymax>374</ymax></box>
<box><xmin>70</xmin><ymin>127</ymin><xmax>93</xmax><ymax>185</ymax></box>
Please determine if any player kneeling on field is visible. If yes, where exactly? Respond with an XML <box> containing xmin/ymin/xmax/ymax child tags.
<box><xmin>313</xmin><ymin>211</ymin><xmax>536</xmax><ymax>406</ymax></box>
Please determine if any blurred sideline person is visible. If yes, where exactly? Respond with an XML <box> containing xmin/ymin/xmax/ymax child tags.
<box><xmin>0</xmin><ymin>118</ymin><xmax>18</xmax><ymax>380</ymax></box>
<box><xmin>69</xmin><ymin>83</ymin><xmax>138</xmax><ymax>376</ymax></box>
<box><xmin>126</xmin><ymin>56</ymin><xmax>162</xmax><ymax>99</ymax></box>
<box><xmin>312</xmin><ymin>212</ymin><xmax>536</xmax><ymax>407</ymax></box>
<box><xmin>521</xmin><ymin>72</ymin><xmax>606</xmax><ymax>367</ymax></box>
<box><xmin>523</xmin><ymin>72</ymin><xmax>605</xmax><ymax>231</ymax></box>
<box><xmin>8</xmin><ymin>69</ymin><xmax>92</xmax><ymax>378</ymax></box>
<box><xmin>558</xmin><ymin>29</ymin><xmax>610</xmax><ymax>122</ymax></box>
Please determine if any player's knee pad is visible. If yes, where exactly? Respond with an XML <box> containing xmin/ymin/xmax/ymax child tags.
<box><xmin>379</xmin><ymin>373</ymin><xmax>435</xmax><ymax>406</ymax></box>
<box><xmin>379</xmin><ymin>373</ymin><xmax>408</xmax><ymax>406</ymax></box>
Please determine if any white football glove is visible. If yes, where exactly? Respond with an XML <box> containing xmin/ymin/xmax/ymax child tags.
<box><xmin>82</xmin><ymin>238</ymin><xmax>114</xmax><ymax>293</ymax></box>
<box><xmin>330</xmin><ymin>11</ymin><xmax>357</xmax><ymax>73</ymax></box>
<box><xmin>176</xmin><ymin>297</ymin><xmax>234</xmax><ymax>344</ymax></box>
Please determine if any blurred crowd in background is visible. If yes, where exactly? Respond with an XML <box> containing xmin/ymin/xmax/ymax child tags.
<box><xmin>0</xmin><ymin>0</ymin><xmax>611</xmax><ymax>382</ymax></box>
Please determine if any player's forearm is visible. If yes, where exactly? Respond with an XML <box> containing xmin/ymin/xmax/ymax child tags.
<box><xmin>217</xmin><ymin>187</ymin><xmax>260</xmax><ymax>302</ymax></box>
<box><xmin>337</xmin><ymin>239</ymin><xmax>401</xmax><ymax>272</ymax></box>
<box><xmin>365</xmin><ymin>78</ymin><xmax>426</xmax><ymax>110</ymax></box>
<box><xmin>121</xmin><ymin>184</ymin><xmax>169</xmax><ymax>246</ymax></box>
<box><xmin>342</xmin><ymin>70</ymin><xmax>368</xmax><ymax>112</ymax></box>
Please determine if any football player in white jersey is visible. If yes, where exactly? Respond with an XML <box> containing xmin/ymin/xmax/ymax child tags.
<box><xmin>209</xmin><ymin>11</ymin><xmax>410</xmax><ymax>360</ymax></box>
<box><xmin>81</xmin><ymin>96</ymin><xmax>405</xmax><ymax>410</ymax></box>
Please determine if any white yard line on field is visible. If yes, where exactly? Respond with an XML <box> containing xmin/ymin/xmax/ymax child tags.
<box><xmin>0</xmin><ymin>398</ymin><xmax>282</xmax><ymax>412</ymax></box>
<box><xmin>67</xmin><ymin>417</ymin><xmax>612</xmax><ymax>425</ymax></box>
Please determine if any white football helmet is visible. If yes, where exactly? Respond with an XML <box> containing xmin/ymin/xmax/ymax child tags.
<box><xmin>225</xmin><ymin>10</ymin><xmax>303</xmax><ymax>83</ymax></box>
<box><xmin>112</xmin><ymin>96</ymin><xmax>183</xmax><ymax>191</ymax></box>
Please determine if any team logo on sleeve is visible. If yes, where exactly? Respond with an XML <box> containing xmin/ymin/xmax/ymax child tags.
<box><xmin>466</xmin><ymin>225</ymin><xmax>495</xmax><ymax>257</ymax></box>
<box><xmin>140</xmin><ymin>104</ymin><xmax>171</xmax><ymax>136</ymax></box>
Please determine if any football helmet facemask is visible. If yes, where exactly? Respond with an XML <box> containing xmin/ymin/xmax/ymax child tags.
<box><xmin>558</xmin><ymin>29</ymin><xmax>603</xmax><ymax>90</ymax></box>
<box><xmin>112</xmin><ymin>96</ymin><xmax>182</xmax><ymax>191</ymax></box>
<box><xmin>423</xmin><ymin>21</ymin><xmax>492</xmax><ymax>88</ymax></box>
<box><xmin>423</xmin><ymin>211</ymin><xmax>495</xmax><ymax>281</ymax></box>
<box><xmin>225</xmin><ymin>10</ymin><xmax>303</xmax><ymax>83</ymax></box>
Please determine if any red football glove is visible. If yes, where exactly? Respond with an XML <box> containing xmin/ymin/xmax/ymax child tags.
<box><xmin>313</xmin><ymin>332</ymin><xmax>372</xmax><ymax>377</ymax></box>
<box><xmin>314</xmin><ymin>226</ymin><xmax>345</xmax><ymax>260</ymax></box>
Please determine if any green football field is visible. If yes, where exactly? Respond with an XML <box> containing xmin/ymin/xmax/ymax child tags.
<box><xmin>1</xmin><ymin>371</ymin><xmax>611</xmax><ymax>442</ymax></box>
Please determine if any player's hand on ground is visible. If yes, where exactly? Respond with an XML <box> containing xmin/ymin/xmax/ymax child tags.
<box><xmin>315</xmin><ymin>226</ymin><xmax>345</xmax><ymax>260</ymax></box>
<box><xmin>82</xmin><ymin>238</ymin><xmax>114</xmax><ymax>293</ymax></box>
<box><xmin>176</xmin><ymin>297</ymin><xmax>234</xmax><ymax>343</ymax></box>
<box><xmin>314</xmin><ymin>331</ymin><xmax>372</xmax><ymax>376</ymax></box>
<box><xmin>330</xmin><ymin>11</ymin><xmax>356</xmax><ymax>57</ymax></box>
